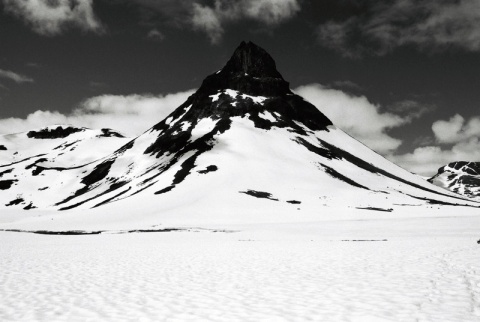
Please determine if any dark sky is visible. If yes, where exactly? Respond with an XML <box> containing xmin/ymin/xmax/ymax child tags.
<box><xmin>1</xmin><ymin>0</ymin><xmax>479</xmax><ymax>175</ymax></box>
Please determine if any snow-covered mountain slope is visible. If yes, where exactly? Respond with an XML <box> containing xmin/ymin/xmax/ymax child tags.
<box><xmin>0</xmin><ymin>125</ymin><xmax>127</xmax><ymax>165</ymax></box>
<box><xmin>0</xmin><ymin>125</ymin><xmax>131</xmax><ymax>209</ymax></box>
<box><xmin>0</xmin><ymin>42</ymin><xmax>479</xmax><ymax>216</ymax></box>
<box><xmin>429</xmin><ymin>161</ymin><xmax>480</xmax><ymax>199</ymax></box>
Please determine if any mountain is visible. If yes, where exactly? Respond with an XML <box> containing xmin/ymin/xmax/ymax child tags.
<box><xmin>0</xmin><ymin>125</ymin><xmax>130</xmax><ymax>208</ymax></box>
<box><xmin>428</xmin><ymin>161</ymin><xmax>480</xmax><ymax>199</ymax></box>
<box><xmin>0</xmin><ymin>41</ymin><xmax>479</xmax><ymax>215</ymax></box>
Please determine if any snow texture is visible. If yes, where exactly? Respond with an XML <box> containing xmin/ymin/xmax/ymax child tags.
<box><xmin>1</xmin><ymin>215</ymin><xmax>480</xmax><ymax>321</ymax></box>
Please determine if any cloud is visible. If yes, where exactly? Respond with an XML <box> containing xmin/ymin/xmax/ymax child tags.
<box><xmin>0</xmin><ymin>90</ymin><xmax>195</xmax><ymax>136</ymax></box>
<box><xmin>68</xmin><ymin>0</ymin><xmax>300</xmax><ymax>43</ymax></box>
<box><xmin>192</xmin><ymin>3</ymin><xmax>224</xmax><ymax>44</ymax></box>
<box><xmin>317</xmin><ymin>0</ymin><xmax>480</xmax><ymax>57</ymax></box>
<box><xmin>389</xmin><ymin>138</ymin><xmax>480</xmax><ymax>176</ymax></box>
<box><xmin>3</xmin><ymin>0</ymin><xmax>104</xmax><ymax>36</ymax></box>
<box><xmin>190</xmin><ymin>0</ymin><xmax>301</xmax><ymax>44</ymax></box>
<box><xmin>294</xmin><ymin>83</ymin><xmax>408</xmax><ymax>154</ymax></box>
<box><xmin>389</xmin><ymin>113</ymin><xmax>480</xmax><ymax>176</ymax></box>
<box><xmin>0</xmin><ymin>69</ymin><xmax>34</xmax><ymax>83</ymax></box>
<box><xmin>243</xmin><ymin>0</ymin><xmax>301</xmax><ymax>24</ymax></box>
<box><xmin>147</xmin><ymin>28</ymin><xmax>165</xmax><ymax>41</ymax></box>
<box><xmin>432</xmin><ymin>114</ymin><xmax>480</xmax><ymax>144</ymax></box>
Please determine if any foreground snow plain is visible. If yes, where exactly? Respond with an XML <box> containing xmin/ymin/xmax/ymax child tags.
<box><xmin>1</xmin><ymin>211</ymin><xmax>480</xmax><ymax>322</ymax></box>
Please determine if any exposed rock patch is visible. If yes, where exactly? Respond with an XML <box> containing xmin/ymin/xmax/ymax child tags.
<box><xmin>0</xmin><ymin>179</ymin><xmax>17</xmax><ymax>190</ymax></box>
<box><xmin>27</xmin><ymin>126</ymin><xmax>84</xmax><ymax>139</ymax></box>
<box><xmin>240</xmin><ymin>189</ymin><xmax>278</xmax><ymax>201</ymax></box>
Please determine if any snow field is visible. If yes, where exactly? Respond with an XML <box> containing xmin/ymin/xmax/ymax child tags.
<box><xmin>1</xmin><ymin>215</ymin><xmax>480</xmax><ymax>321</ymax></box>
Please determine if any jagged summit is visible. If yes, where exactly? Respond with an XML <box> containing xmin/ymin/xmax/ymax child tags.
<box><xmin>198</xmin><ymin>41</ymin><xmax>291</xmax><ymax>97</ymax></box>
<box><xmin>224</xmin><ymin>41</ymin><xmax>283</xmax><ymax>79</ymax></box>
<box><xmin>150</xmin><ymin>41</ymin><xmax>331</xmax><ymax>135</ymax></box>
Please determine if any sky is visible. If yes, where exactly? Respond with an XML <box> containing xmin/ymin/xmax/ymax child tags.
<box><xmin>0</xmin><ymin>0</ymin><xmax>480</xmax><ymax>176</ymax></box>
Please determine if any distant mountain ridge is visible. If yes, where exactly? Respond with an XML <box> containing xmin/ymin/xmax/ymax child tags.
<box><xmin>0</xmin><ymin>42</ymin><xmax>478</xmax><ymax>212</ymax></box>
<box><xmin>429</xmin><ymin>161</ymin><xmax>480</xmax><ymax>199</ymax></box>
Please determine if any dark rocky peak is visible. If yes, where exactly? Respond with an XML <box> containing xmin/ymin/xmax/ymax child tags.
<box><xmin>99</xmin><ymin>128</ymin><xmax>125</xmax><ymax>138</ymax></box>
<box><xmin>27</xmin><ymin>126</ymin><xmax>85</xmax><ymax>139</ymax></box>
<box><xmin>223</xmin><ymin>41</ymin><xmax>283</xmax><ymax>79</ymax></box>
<box><xmin>446</xmin><ymin>161</ymin><xmax>480</xmax><ymax>175</ymax></box>
<box><xmin>197</xmin><ymin>41</ymin><xmax>291</xmax><ymax>97</ymax></box>
<box><xmin>148</xmin><ymin>40</ymin><xmax>332</xmax><ymax>149</ymax></box>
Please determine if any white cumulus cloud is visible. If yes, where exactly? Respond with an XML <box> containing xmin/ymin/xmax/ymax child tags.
<box><xmin>3</xmin><ymin>0</ymin><xmax>104</xmax><ymax>36</ymax></box>
<box><xmin>432</xmin><ymin>114</ymin><xmax>480</xmax><ymax>144</ymax></box>
<box><xmin>0</xmin><ymin>90</ymin><xmax>194</xmax><ymax>136</ymax></box>
<box><xmin>389</xmin><ymin>138</ymin><xmax>480</xmax><ymax>177</ymax></box>
<box><xmin>389</xmin><ymin>114</ymin><xmax>480</xmax><ymax>176</ymax></box>
<box><xmin>294</xmin><ymin>84</ymin><xmax>408</xmax><ymax>154</ymax></box>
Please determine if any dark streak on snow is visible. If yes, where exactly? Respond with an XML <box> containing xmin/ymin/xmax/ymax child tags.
<box><xmin>93</xmin><ymin>187</ymin><xmax>132</xmax><ymax>208</ymax></box>
<box><xmin>286</xmin><ymin>200</ymin><xmax>301</xmax><ymax>204</ymax></box>
<box><xmin>54</xmin><ymin>140</ymin><xmax>80</xmax><ymax>151</ymax></box>
<box><xmin>240</xmin><ymin>189</ymin><xmax>279</xmax><ymax>201</ymax></box>
<box><xmin>0</xmin><ymin>154</ymin><xmax>47</xmax><ymax>169</ymax></box>
<box><xmin>130</xmin><ymin>182</ymin><xmax>157</xmax><ymax>197</ymax></box>
<box><xmin>319</xmin><ymin>163</ymin><xmax>369</xmax><ymax>190</ymax></box>
<box><xmin>155</xmin><ymin>185</ymin><xmax>174</xmax><ymax>195</ymax></box>
<box><xmin>5</xmin><ymin>197</ymin><xmax>23</xmax><ymax>206</ymax></box>
<box><xmin>32</xmin><ymin>163</ymin><xmax>93</xmax><ymax>176</ymax></box>
<box><xmin>23</xmin><ymin>202</ymin><xmax>36</xmax><ymax>210</ymax></box>
<box><xmin>0</xmin><ymin>228</ymin><xmax>237</xmax><ymax>235</ymax></box>
<box><xmin>198</xmin><ymin>165</ymin><xmax>218</xmax><ymax>174</ymax></box>
<box><xmin>405</xmin><ymin>194</ymin><xmax>480</xmax><ymax>208</ymax></box>
<box><xmin>356</xmin><ymin>207</ymin><xmax>393</xmax><ymax>212</ymax></box>
<box><xmin>59</xmin><ymin>180</ymin><xmax>129</xmax><ymax>210</ymax></box>
<box><xmin>0</xmin><ymin>168</ymin><xmax>13</xmax><ymax>178</ymax></box>
<box><xmin>341</xmin><ymin>239</ymin><xmax>388</xmax><ymax>242</ymax></box>
<box><xmin>4</xmin><ymin>229</ymin><xmax>104</xmax><ymax>235</ymax></box>
<box><xmin>295</xmin><ymin>137</ymin><xmax>336</xmax><ymax>159</ymax></box>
